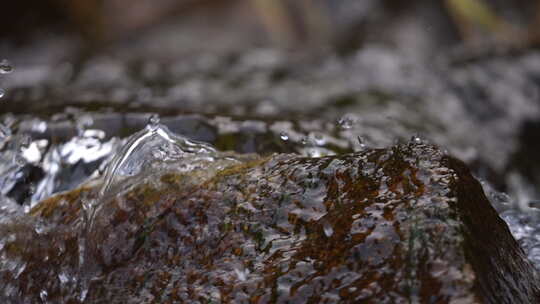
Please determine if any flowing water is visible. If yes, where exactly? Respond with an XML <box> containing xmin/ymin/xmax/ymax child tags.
<box><xmin>1</xmin><ymin>107</ymin><xmax>540</xmax><ymax>268</ymax></box>
<box><xmin>2</xmin><ymin>36</ymin><xmax>540</xmax><ymax>300</ymax></box>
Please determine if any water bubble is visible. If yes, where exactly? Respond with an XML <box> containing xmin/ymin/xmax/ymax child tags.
<box><xmin>39</xmin><ymin>290</ymin><xmax>48</xmax><ymax>301</ymax></box>
<box><xmin>312</xmin><ymin>133</ymin><xmax>326</xmax><ymax>146</ymax></box>
<box><xmin>337</xmin><ymin>116</ymin><xmax>355</xmax><ymax>130</ymax></box>
<box><xmin>149</xmin><ymin>114</ymin><xmax>160</xmax><ymax>126</ymax></box>
<box><xmin>0</xmin><ymin>59</ymin><xmax>14</xmax><ymax>74</ymax></box>
<box><xmin>0</xmin><ymin>88</ymin><xmax>5</xmax><ymax>99</ymax></box>
<box><xmin>279</xmin><ymin>132</ymin><xmax>289</xmax><ymax>141</ymax></box>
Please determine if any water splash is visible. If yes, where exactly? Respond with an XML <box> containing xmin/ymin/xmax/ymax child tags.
<box><xmin>77</xmin><ymin>114</ymin><xmax>216</xmax><ymax>297</ymax></box>
<box><xmin>357</xmin><ymin>136</ymin><xmax>367</xmax><ymax>150</ymax></box>
<box><xmin>96</xmin><ymin>114</ymin><xmax>215</xmax><ymax>199</ymax></box>
<box><xmin>31</xmin><ymin>129</ymin><xmax>116</xmax><ymax>206</ymax></box>
<box><xmin>337</xmin><ymin>115</ymin><xmax>356</xmax><ymax>130</ymax></box>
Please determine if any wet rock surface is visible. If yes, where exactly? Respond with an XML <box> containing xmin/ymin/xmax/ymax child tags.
<box><xmin>3</xmin><ymin>2</ymin><xmax>540</xmax><ymax>303</ymax></box>
<box><xmin>1</xmin><ymin>142</ymin><xmax>538</xmax><ymax>303</ymax></box>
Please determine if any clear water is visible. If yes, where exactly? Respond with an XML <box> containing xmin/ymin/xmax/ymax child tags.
<box><xmin>1</xmin><ymin>110</ymin><xmax>539</xmax><ymax>271</ymax></box>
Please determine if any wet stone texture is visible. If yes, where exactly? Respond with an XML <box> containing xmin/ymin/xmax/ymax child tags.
<box><xmin>1</xmin><ymin>142</ymin><xmax>539</xmax><ymax>303</ymax></box>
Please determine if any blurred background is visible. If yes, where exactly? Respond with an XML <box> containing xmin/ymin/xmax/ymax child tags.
<box><xmin>2</xmin><ymin>0</ymin><xmax>540</xmax><ymax>54</ymax></box>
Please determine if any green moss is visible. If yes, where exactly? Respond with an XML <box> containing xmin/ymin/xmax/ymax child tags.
<box><xmin>160</xmin><ymin>173</ymin><xmax>183</xmax><ymax>186</ymax></box>
<box><xmin>30</xmin><ymin>186</ymin><xmax>88</xmax><ymax>218</ymax></box>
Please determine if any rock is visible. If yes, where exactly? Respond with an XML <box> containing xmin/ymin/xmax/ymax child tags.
<box><xmin>0</xmin><ymin>142</ymin><xmax>538</xmax><ymax>303</ymax></box>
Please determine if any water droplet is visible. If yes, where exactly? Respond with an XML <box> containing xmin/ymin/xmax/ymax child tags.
<box><xmin>279</xmin><ymin>132</ymin><xmax>289</xmax><ymax>141</ymax></box>
<box><xmin>337</xmin><ymin>116</ymin><xmax>355</xmax><ymax>130</ymax></box>
<box><xmin>0</xmin><ymin>59</ymin><xmax>14</xmax><ymax>74</ymax></box>
<box><xmin>148</xmin><ymin>114</ymin><xmax>160</xmax><ymax>128</ymax></box>
<box><xmin>76</xmin><ymin>115</ymin><xmax>94</xmax><ymax>136</ymax></box>
<box><xmin>410</xmin><ymin>134</ymin><xmax>423</xmax><ymax>144</ymax></box>
<box><xmin>357</xmin><ymin>136</ymin><xmax>367</xmax><ymax>150</ymax></box>
<box><xmin>313</xmin><ymin>133</ymin><xmax>326</xmax><ymax>146</ymax></box>
<box><xmin>0</xmin><ymin>88</ymin><xmax>5</xmax><ymax>99</ymax></box>
<box><xmin>58</xmin><ymin>272</ymin><xmax>69</xmax><ymax>284</ymax></box>
<box><xmin>323</xmin><ymin>222</ymin><xmax>334</xmax><ymax>237</ymax></box>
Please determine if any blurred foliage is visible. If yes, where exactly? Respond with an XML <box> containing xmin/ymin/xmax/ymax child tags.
<box><xmin>1</xmin><ymin>0</ymin><xmax>540</xmax><ymax>53</ymax></box>
<box><xmin>447</xmin><ymin>0</ymin><xmax>507</xmax><ymax>31</ymax></box>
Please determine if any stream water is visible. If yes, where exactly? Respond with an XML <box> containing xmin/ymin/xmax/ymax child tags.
<box><xmin>2</xmin><ymin>34</ymin><xmax>540</xmax><ymax>301</ymax></box>
<box><xmin>1</xmin><ymin>106</ymin><xmax>540</xmax><ymax>269</ymax></box>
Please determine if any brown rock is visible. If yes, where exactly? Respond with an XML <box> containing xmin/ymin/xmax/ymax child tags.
<box><xmin>0</xmin><ymin>142</ymin><xmax>538</xmax><ymax>303</ymax></box>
